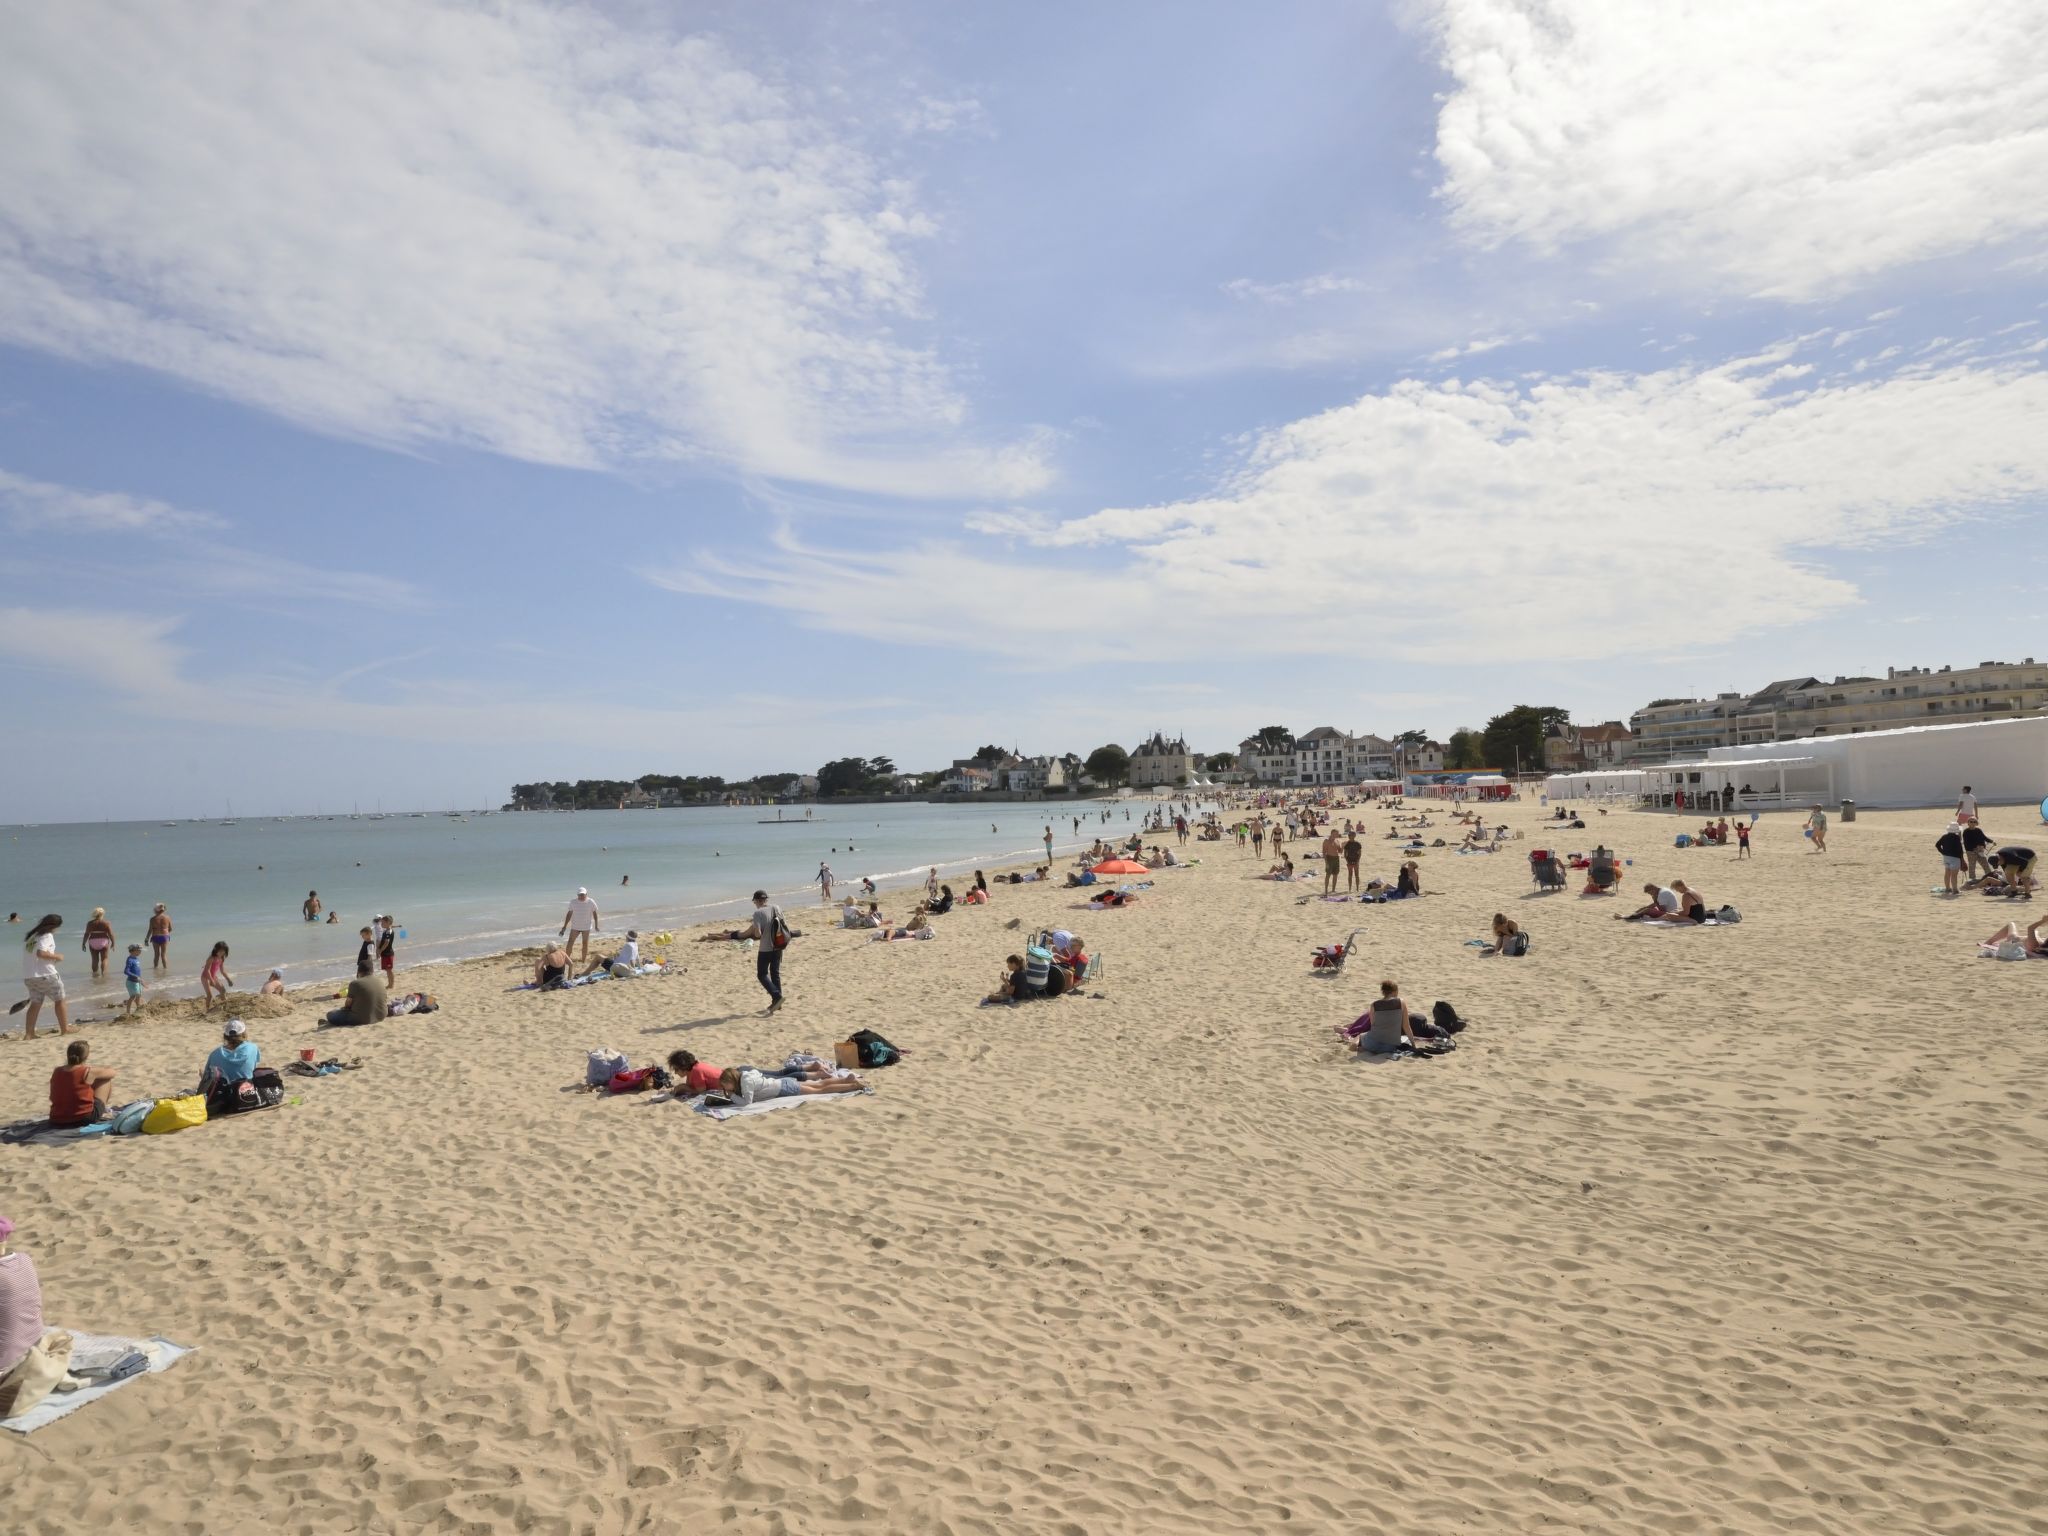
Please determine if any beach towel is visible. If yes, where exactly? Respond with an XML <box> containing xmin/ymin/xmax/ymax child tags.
<box><xmin>0</xmin><ymin>1333</ymin><xmax>194</xmax><ymax>1435</ymax></box>
<box><xmin>0</xmin><ymin>1118</ymin><xmax>107</xmax><ymax>1149</ymax></box>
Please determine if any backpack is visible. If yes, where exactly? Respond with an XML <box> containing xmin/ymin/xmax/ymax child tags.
<box><xmin>1431</xmin><ymin>1001</ymin><xmax>1468</xmax><ymax>1035</ymax></box>
<box><xmin>772</xmin><ymin>911</ymin><xmax>791</xmax><ymax>950</ymax></box>
<box><xmin>1502</xmin><ymin>931</ymin><xmax>1531</xmax><ymax>957</ymax></box>
<box><xmin>586</xmin><ymin>1048</ymin><xmax>631</xmax><ymax>1087</ymax></box>
<box><xmin>108</xmin><ymin>1099</ymin><xmax>153</xmax><ymax>1136</ymax></box>
<box><xmin>1716</xmin><ymin>905</ymin><xmax>1742</xmax><ymax>924</ymax></box>
<box><xmin>141</xmin><ymin>1094</ymin><xmax>208</xmax><ymax>1135</ymax></box>
<box><xmin>847</xmin><ymin>1028</ymin><xmax>903</xmax><ymax>1067</ymax></box>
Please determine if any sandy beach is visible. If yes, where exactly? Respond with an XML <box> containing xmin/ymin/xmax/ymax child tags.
<box><xmin>4</xmin><ymin>800</ymin><xmax>2045</xmax><ymax>1534</ymax></box>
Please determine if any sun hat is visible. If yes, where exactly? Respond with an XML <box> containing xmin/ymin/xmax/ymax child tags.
<box><xmin>223</xmin><ymin>1018</ymin><xmax>247</xmax><ymax>1038</ymax></box>
<box><xmin>626</xmin><ymin>929</ymin><xmax>638</xmax><ymax>939</ymax></box>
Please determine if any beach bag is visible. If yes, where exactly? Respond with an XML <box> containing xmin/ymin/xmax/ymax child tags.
<box><xmin>108</xmin><ymin>1099</ymin><xmax>154</xmax><ymax>1136</ymax></box>
<box><xmin>1431</xmin><ymin>1001</ymin><xmax>1468</xmax><ymax>1035</ymax></box>
<box><xmin>1716</xmin><ymin>906</ymin><xmax>1742</xmax><ymax>924</ymax></box>
<box><xmin>586</xmin><ymin>1049</ymin><xmax>631</xmax><ymax>1087</ymax></box>
<box><xmin>772</xmin><ymin>913</ymin><xmax>791</xmax><ymax>950</ymax></box>
<box><xmin>607</xmin><ymin>1068</ymin><xmax>653</xmax><ymax>1094</ymax></box>
<box><xmin>1502</xmin><ymin>930</ymin><xmax>1531</xmax><ymax>957</ymax></box>
<box><xmin>141</xmin><ymin>1095</ymin><xmax>207</xmax><ymax>1135</ymax></box>
<box><xmin>1992</xmin><ymin>938</ymin><xmax>2029</xmax><ymax>961</ymax></box>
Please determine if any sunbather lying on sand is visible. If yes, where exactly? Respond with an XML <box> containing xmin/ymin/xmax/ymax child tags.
<box><xmin>667</xmin><ymin>1050</ymin><xmax>838</xmax><ymax>1095</ymax></box>
<box><xmin>873</xmin><ymin>913</ymin><xmax>935</xmax><ymax>942</ymax></box>
<box><xmin>717</xmin><ymin>1066</ymin><xmax>865</xmax><ymax>1106</ymax></box>
<box><xmin>1982</xmin><ymin>915</ymin><xmax>2048</xmax><ymax>955</ymax></box>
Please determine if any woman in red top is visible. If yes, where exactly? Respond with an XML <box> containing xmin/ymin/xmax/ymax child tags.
<box><xmin>48</xmin><ymin>1039</ymin><xmax>116</xmax><ymax>1127</ymax></box>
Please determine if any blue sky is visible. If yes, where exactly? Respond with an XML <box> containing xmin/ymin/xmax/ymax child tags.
<box><xmin>2</xmin><ymin>0</ymin><xmax>2045</xmax><ymax>819</ymax></box>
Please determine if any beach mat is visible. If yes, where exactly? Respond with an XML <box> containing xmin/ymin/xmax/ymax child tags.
<box><xmin>0</xmin><ymin>1119</ymin><xmax>104</xmax><ymax>1149</ymax></box>
<box><xmin>0</xmin><ymin>1332</ymin><xmax>194</xmax><ymax>1435</ymax></box>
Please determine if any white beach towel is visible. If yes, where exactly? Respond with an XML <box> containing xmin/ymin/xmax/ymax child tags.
<box><xmin>690</xmin><ymin>1066</ymin><xmax>869</xmax><ymax>1121</ymax></box>
<box><xmin>1</xmin><ymin>1332</ymin><xmax>194</xmax><ymax>1434</ymax></box>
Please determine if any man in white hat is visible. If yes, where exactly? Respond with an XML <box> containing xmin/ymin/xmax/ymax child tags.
<box><xmin>560</xmin><ymin>887</ymin><xmax>601</xmax><ymax>963</ymax></box>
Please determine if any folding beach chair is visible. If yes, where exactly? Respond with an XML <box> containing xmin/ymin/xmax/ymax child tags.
<box><xmin>1529</xmin><ymin>850</ymin><xmax>1567</xmax><ymax>891</ymax></box>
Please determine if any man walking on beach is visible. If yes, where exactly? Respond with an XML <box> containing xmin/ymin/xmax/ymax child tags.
<box><xmin>560</xmin><ymin>887</ymin><xmax>600</xmax><ymax>962</ymax></box>
<box><xmin>750</xmin><ymin>890</ymin><xmax>785</xmax><ymax>1012</ymax></box>
<box><xmin>1321</xmin><ymin>830</ymin><xmax>1343</xmax><ymax>894</ymax></box>
<box><xmin>817</xmin><ymin>862</ymin><xmax>834</xmax><ymax>903</ymax></box>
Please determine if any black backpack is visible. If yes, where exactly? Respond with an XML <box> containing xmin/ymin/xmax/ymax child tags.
<box><xmin>1432</xmin><ymin>1001</ymin><xmax>1468</xmax><ymax>1035</ymax></box>
<box><xmin>847</xmin><ymin>1029</ymin><xmax>903</xmax><ymax>1068</ymax></box>
<box><xmin>1503</xmin><ymin>931</ymin><xmax>1531</xmax><ymax>957</ymax></box>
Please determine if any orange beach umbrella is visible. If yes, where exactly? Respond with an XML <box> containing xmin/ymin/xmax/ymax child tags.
<box><xmin>1092</xmin><ymin>859</ymin><xmax>1150</xmax><ymax>875</ymax></box>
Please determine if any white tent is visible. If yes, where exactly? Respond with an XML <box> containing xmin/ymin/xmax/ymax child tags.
<box><xmin>1543</xmin><ymin>769</ymin><xmax>1648</xmax><ymax>802</ymax></box>
<box><xmin>1708</xmin><ymin>716</ymin><xmax>2048</xmax><ymax>810</ymax></box>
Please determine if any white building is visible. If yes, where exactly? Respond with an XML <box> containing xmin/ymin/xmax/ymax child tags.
<box><xmin>1129</xmin><ymin>732</ymin><xmax>1197</xmax><ymax>788</ymax></box>
<box><xmin>1003</xmin><ymin>756</ymin><xmax>1068</xmax><ymax>792</ymax></box>
<box><xmin>1292</xmin><ymin>727</ymin><xmax>1397</xmax><ymax>786</ymax></box>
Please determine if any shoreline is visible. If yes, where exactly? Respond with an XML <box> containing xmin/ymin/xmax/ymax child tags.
<box><xmin>35</xmin><ymin>803</ymin><xmax>1213</xmax><ymax>1019</ymax></box>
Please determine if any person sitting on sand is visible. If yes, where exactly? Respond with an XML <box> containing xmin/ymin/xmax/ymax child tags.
<box><xmin>984</xmin><ymin>955</ymin><xmax>1026</xmax><ymax>1003</ymax></box>
<box><xmin>1618</xmin><ymin>883</ymin><xmax>1683</xmax><ymax>921</ymax></box>
<box><xmin>667</xmin><ymin>1049</ymin><xmax>837</xmax><ymax>1096</ymax></box>
<box><xmin>1397</xmin><ymin>862</ymin><xmax>1421</xmax><ymax>897</ymax></box>
<box><xmin>716</xmin><ymin>1065</ymin><xmax>865</xmax><ymax>1106</ymax></box>
<box><xmin>929</xmin><ymin>885</ymin><xmax>956</xmax><ymax>915</ymax></box>
<box><xmin>327</xmin><ymin>961</ymin><xmax>389</xmax><ymax>1027</ymax></box>
<box><xmin>1336</xmin><ymin>979</ymin><xmax>1436</xmax><ymax>1055</ymax></box>
<box><xmin>533</xmin><ymin>942</ymin><xmax>570</xmax><ymax>988</ymax></box>
<box><xmin>1484</xmin><ymin>914</ymin><xmax>1527</xmax><ymax>956</ymax></box>
<box><xmin>577</xmin><ymin>931</ymin><xmax>641</xmax><ymax>979</ymax></box>
<box><xmin>1670</xmin><ymin>880</ymin><xmax>1709</xmax><ymax>923</ymax></box>
<box><xmin>197</xmin><ymin>1018</ymin><xmax>259</xmax><ymax>1097</ymax></box>
<box><xmin>48</xmin><ymin>1039</ymin><xmax>116</xmax><ymax>1128</ymax></box>
<box><xmin>260</xmin><ymin>969</ymin><xmax>286</xmax><ymax>997</ymax></box>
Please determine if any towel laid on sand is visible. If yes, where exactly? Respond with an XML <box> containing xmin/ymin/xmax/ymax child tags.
<box><xmin>1</xmin><ymin>1333</ymin><xmax>194</xmax><ymax>1435</ymax></box>
<box><xmin>691</xmin><ymin>1066</ymin><xmax>869</xmax><ymax>1121</ymax></box>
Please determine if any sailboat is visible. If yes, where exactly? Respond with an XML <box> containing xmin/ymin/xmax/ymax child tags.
<box><xmin>219</xmin><ymin>799</ymin><xmax>237</xmax><ymax>827</ymax></box>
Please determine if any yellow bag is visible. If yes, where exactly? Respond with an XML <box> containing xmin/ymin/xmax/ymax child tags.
<box><xmin>141</xmin><ymin>1095</ymin><xmax>207</xmax><ymax>1135</ymax></box>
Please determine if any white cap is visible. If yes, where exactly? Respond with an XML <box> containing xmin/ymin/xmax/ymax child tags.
<box><xmin>576</xmin><ymin>887</ymin><xmax>588</xmax><ymax>896</ymax></box>
<box><xmin>223</xmin><ymin>1018</ymin><xmax>247</xmax><ymax>1038</ymax></box>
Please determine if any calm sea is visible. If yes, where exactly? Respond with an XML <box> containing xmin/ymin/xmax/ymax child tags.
<box><xmin>0</xmin><ymin>798</ymin><xmax>1202</xmax><ymax>1003</ymax></box>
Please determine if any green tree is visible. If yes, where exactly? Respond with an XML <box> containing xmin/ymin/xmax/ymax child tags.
<box><xmin>1479</xmin><ymin>706</ymin><xmax>1569</xmax><ymax>776</ymax></box>
<box><xmin>1248</xmin><ymin>724</ymin><xmax>1294</xmax><ymax>753</ymax></box>
<box><xmin>971</xmin><ymin>744</ymin><xmax>1009</xmax><ymax>766</ymax></box>
<box><xmin>815</xmin><ymin>757</ymin><xmax>873</xmax><ymax>797</ymax></box>
<box><xmin>1393</xmin><ymin>729</ymin><xmax>1429</xmax><ymax>748</ymax></box>
<box><xmin>1444</xmin><ymin>730</ymin><xmax>1484</xmax><ymax>770</ymax></box>
<box><xmin>1204</xmin><ymin>752</ymin><xmax>1236</xmax><ymax>772</ymax></box>
<box><xmin>1085</xmin><ymin>744</ymin><xmax>1129</xmax><ymax>787</ymax></box>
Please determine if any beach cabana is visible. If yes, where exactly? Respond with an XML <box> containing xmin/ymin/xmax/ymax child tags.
<box><xmin>1644</xmin><ymin>757</ymin><xmax>1832</xmax><ymax>811</ymax></box>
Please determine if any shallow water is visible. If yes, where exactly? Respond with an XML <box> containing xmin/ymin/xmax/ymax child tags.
<box><xmin>0</xmin><ymin>799</ymin><xmax>1204</xmax><ymax>1002</ymax></box>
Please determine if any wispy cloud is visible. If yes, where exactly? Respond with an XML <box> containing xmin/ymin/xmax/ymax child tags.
<box><xmin>1426</xmin><ymin>332</ymin><xmax>1536</xmax><ymax>364</ymax></box>
<box><xmin>0</xmin><ymin>468</ymin><xmax>222</xmax><ymax>535</ymax></box>
<box><xmin>665</xmin><ymin>341</ymin><xmax>2048</xmax><ymax>665</ymax></box>
<box><xmin>1426</xmin><ymin>0</ymin><xmax>2048</xmax><ymax>299</ymax></box>
<box><xmin>0</xmin><ymin>1</ymin><xmax>1046</xmax><ymax>499</ymax></box>
<box><xmin>1222</xmin><ymin>273</ymin><xmax>1368</xmax><ymax>305</ymax></box>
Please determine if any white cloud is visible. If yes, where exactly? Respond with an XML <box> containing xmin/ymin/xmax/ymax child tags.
<box><xmin>0</xmin><ymin>468</ymin><xmax>222</xmax><ymax>535</ymax></box>
<box><xmin>1427</xmin><ymin>0</ymin><xmax>2048</xmax><ymax>298</ymax></box>
<box><xmin>0</xmin><ymin>2</ymin><xmax>1044</xmax><ymax>498</ymax></box>
<box><xmin>665</xmin><ymin>343</ymin><xmax>2048</xmax><ymax>665</ymax></box>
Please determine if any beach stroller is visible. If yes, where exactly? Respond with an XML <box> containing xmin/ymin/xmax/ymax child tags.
<box><xmin>1311</xmin><ymin>929</ymin><xmax>1362</xmax><ymax>974</ymax></box>
<box><xmin>1530</xmin><ymin>849</ymin><xmax>1567</xmax><ymax>891</ymax></box>
<box><xmin>1586</xmin><ymin>846</ymin><xmax>1619</xmax><ymax>894</ymax></box>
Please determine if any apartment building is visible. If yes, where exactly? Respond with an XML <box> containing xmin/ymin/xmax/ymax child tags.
<box><xmin>1630</xmin><ymin>660</ymin><xmax>2048</xmax><ymax>763</ymax></box>
<box><xmin>1291</xmin><ymin>727</ymin><xmax>1398</xmax><ymax>785</ymax></box>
